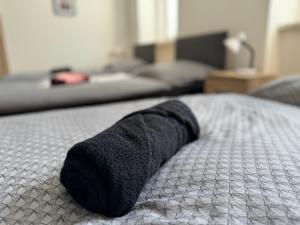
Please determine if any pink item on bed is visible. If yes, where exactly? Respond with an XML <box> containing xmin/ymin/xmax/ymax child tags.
<box><xmin>53</xmin><ymin>72</ymin><xmax>89</xmax><ymax>85</ymax></box>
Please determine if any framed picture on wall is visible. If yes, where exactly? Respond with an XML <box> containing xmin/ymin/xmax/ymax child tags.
<box><xmin>53</xmin><ymin>0</ymin><xmax>77</xmax><ymax>17</ymax></box>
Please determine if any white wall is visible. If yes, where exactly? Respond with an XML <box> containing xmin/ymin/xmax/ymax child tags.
<box><xmin>136</xmin><ymin>0</ymin><xmax>178</xmax><ymax>44</ymax></box>
<box><xmin>136</xmin><ymin>0</ymin><xmax>156</xmax><ymax>44</ymax></box>
<box><xmin>0</xmin><ymin>0</ymin><xmax>131</xmax><ymax>73</ymax></box>
<box><xmin>264</xmin><ymin>0</ymin><xmax>300</xmax><ymax>74</ymax></box>
<box><xmin>0</xmin><ymin>1</ymin><xmax>9</xmax><ymax>74</ymax></box>
<box><xmin>279</xmin><ymin>24</ymin><xmax>300</xmax><ymax>75</ymax></box>
<box><xmin>178</xmin><ymin>0</ymin><xmax>270</xmax><ymax>70</ymax></box>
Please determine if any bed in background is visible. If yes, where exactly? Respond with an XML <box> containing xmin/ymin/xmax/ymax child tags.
<box><xmin>0</xmin><ymin>31</ymin><xmax>227</xmax><ymax>116</ymax></box>
<box><xmin>133</xmin><ymin>31</ymin><xmax>227</xmax><ymax>94</ymax></box>
<box><xmin>0</xmin><ymin>91</ymin><xmax>300</xmax><ymax>224</ymax></box>
<box><xmin>0</xmin><ymin>72</ymin><xmax>170</xmax><ymax>115</ymax></box>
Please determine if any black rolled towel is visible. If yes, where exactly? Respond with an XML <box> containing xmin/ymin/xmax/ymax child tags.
<box><xmin>60</xmin><ymin>100</ymin><xmax>200</xmax><ymax>217</ymax></box>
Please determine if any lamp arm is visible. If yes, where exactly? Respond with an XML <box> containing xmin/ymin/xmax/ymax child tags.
<box><xmin>242</xmin><ymin>41</ymin><xmax>255</xmax><ymax>68</ymax></box>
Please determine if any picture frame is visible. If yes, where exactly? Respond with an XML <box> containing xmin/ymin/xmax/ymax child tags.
<box><xmin>52</xmin><ymin>0</ymin><xmax>77</xmax><ymax>17</ymax></box>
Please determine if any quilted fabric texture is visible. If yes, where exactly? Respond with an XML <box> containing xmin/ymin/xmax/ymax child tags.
<box><xmin>0</xmin><ymin>94</ymin><xmax>300</xmax><ymax>225</ymax></box>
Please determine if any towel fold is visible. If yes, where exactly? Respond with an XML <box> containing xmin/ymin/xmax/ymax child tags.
<box><xmin>60</xmin><ymin>100</ymin><xmax>200</xmax><ymax>217</ymax></box>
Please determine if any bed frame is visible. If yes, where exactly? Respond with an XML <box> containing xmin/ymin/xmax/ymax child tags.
<box><xmin>134</xmin><ymin>43</ymin><xmax>156</xmax><ymax>64</ymax></box>
<box><xmin>176</xmin><ymin>31</ymin><xmax>227</xmax><ymax>69</ymax></box>
<box><xmin>134</xmin><ymin>31</ymin><xmax>227</xmax><ymax>69</ymax></box>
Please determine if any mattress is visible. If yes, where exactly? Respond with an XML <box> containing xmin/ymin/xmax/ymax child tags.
<box><xmin>0</xmin><ymin>74</ymin><xmax>170</xmax><ymax>115</ymax></box>
<box><xmin>1</xmin><ymin>94</ymin><xmax>300</xmax><ymax>225</ymax></box>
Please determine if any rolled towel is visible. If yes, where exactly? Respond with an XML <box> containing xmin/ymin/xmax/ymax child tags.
<box><xmin>60</xmin><ymin>100</ymin><xmax>200</xmax><ymax>217</ymax></box>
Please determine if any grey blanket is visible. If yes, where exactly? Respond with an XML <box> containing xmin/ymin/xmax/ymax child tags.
<box><xmin>251</xmin><ymin>74</ymin><xmax>300</xmax><ymax>107</ymax></box>
<box><xmin>1</xmin><ymin>94</ymin><xmax>300</xmax><ymax>225</ymax></box>
<box><xmin>0</xmin><ymin>75</ymin><xmax>170</xmax><ymax>115</ymax></box>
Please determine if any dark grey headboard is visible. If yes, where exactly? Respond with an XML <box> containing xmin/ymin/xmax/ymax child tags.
<box><xmin>134</xmin><ymin>31</ymin><xmax>227</xmax><ymax>68</ymax></box>
<box><xmin>134</xmin><ymin>44</ymin><xmax>155</xmax><ymax>63</ymax></box>
<box><xmin>176</xmin><ymin>31</ymin><xmax>227</xmax><ymax>69</ymax></box>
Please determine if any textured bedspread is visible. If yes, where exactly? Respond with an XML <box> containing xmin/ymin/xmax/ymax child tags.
<box><xmin>0</xmin><ymin>94</ymin><xmax>300</xmax><ymax>225</ymax></box>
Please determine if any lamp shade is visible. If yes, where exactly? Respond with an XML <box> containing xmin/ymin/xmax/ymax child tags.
<box><xmin>223</xmin><ymin>32</ymin><xmax>256</xmax><ymax>69</ymax></box>
<box><xmin>223</xmin><ymin>37</ymin><xmax>241</xmax><ymax>54</ymax></box>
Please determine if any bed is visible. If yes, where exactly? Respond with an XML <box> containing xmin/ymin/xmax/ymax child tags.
<box><xmin>1</xmin><ymin>91</ymin><xmax>300</xmax><ymax>224</ymax></box>
<box><xmin>0</xmin><ymin>72</ymin><xmax>170</xmax><ymax>115</ymax></box>
<box><xmin>133</xmin><ymin>32</ymin><xmax>227</xmax><ymax>94</ymax></box>
<box><xmin>0</xmin><ymin>31</ymin><xmax>227</xmax><ymax>116</ymax></box>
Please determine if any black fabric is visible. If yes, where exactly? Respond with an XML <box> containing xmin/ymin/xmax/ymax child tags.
<box><xmin>60</xmin><ymin>100</ymin><xmax>200</xmax><ymax>217</ymax></box>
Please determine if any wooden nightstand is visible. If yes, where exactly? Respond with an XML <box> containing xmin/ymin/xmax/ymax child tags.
<box><xmin>205</xmin><ymin>71</ymin><xmax>277</xmax><ymax>94</ymax></box>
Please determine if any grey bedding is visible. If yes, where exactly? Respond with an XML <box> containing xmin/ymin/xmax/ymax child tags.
<box><xmin>251</xmin><ymin>74</ymin><xmax>300</xmax><ymax>107</ymax></box>
<box><xmin>0</xmin><ymin>60</ymin><xmax>215</xmax><ymax>115</ymax></box>
<box><xmin>1</xmin><ymin>94</ymin><xmax>300</xmax><ymax>225</ymax></box>
<box><xmin>102</xmin><ymin>58</ymin><xmax>146</xmax><ymax>73</ymax></box>
<box><xmin>0</xmin><ymin>71</ymin><xmax>50</xmax><ymax>83</ymax></box>
<box><xmin>0</xmin><ymin>74</ymin><xmax>170</xmax><ymax>115</ymax></box>
<box><xmin>133</xmin><ymin>60</ymin><xmax>215</xmax><ymax>87</ymax></box>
